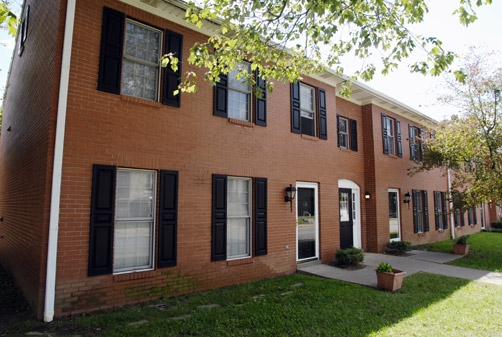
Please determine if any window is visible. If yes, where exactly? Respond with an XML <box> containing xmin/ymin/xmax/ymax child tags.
<box><xmin>290</xmin><ymin>82</ymin><xmax>327</xmax><ymax>139</ymax></box>
<box><xmin>227</xmin><ymin>178</ymin><xmax>252</xmax><ymax>259</ymax></box>
<box><xmin>434</xmin><ymin>191</ymin><xmax>448</xmax><ymax>230</ymax></box>
<box><xmin>214</xmin><ymin>63</ymin><xmax>267</xmax><ymax>126</ymax></box>
<box><xmin>88</xmin><ymin>165</ymin><xmax>178</xmax><ymax>276</ymax></box>
<box><xmin>212</xmin><ymin>175</ymin><xmax>268</xmax><ymax>261</ymax></box>
<box><xmin>114</xmin><ymin>169</ymin><xmax>156</xmax><ymax>273</ymax></box>
<box><xmin>467</xmin><ymin>208</ymin><xmax>477</xmax><ymax>225</ymax></box>
<box><xmin>98</xmin><ymin>7</ymin><xmax>183</xmax><ymax>107</ymax></box>
<box><xmin>121</xmin><ymin>21</ymin><xmax>162</xmax><ymax>101</ymax></box>
<box><xmin>409</xmin><ymin>125</ymin><xmax>424</xmax><ymax>161</ymax></box>
<box><xmin>453</xmin><ymin>193</ymin><xmax>465</xmax><ymax>227</ymax></box>
<box><xmin>337</xmin><ymin>115</ymin><xmax>358</xmax><ymax>151</ymax></box>
<box><xmin>412</xmin><ymin>190</ymin><xmax>429</xmax><ymax>233</ymax></box>
<box><xmin>381</xmin><ymin>114</ymin><xmax>402</xmax><ymax>157</ymax></box>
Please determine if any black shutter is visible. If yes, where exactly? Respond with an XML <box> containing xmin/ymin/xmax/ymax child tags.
<box><xmin>434</xmin><ymin>191</ymin><xmax>440</xmax><ymax>230</ymax></box>
<box><xmin>350</xmin><ymin>119</ymin><xmax>358</xmax><ymax>151</ymax></box>
<box><xmin>382</xmin><ymin>114</ymin><xmax>389</xmax><ymax>154</ymax></box>
<box><xmin>158</xmin><ymin>170</ymin><xmax>178</xmax><ymax>268</ymax></box>
<box><xmin>412</xmin><ymin>189</ymin><xmax>418</xmax><ymax>233</ymax></box>
<box><xmin>212</xmin><ymin>174</ymin><xmax>227</xmax><ymax>261</ymax></box>
<box><xmin>290</xmin><ymin>82</ymin><xmax>301</xmax><ymax>134</ymax></box>
<box><xmin>396</xmin><ymin>119</ymin><xmax>402</xmax><ymax>157</ymax></box>
<box><xmin>162</xmin><ymin>30</ymin><xmax>183</xmax><ymax>107</ymax></box>
<box><xmin>214</xmin><ymin>74</ymin><xmax>228</xmax><ymax>117</ymax></box>
<box><xmin>336</xmin><ymin>115</ymin><xmax>340</xmax><ymax>148</ymax></box>
<box><xmin>255</xmin><ymin>73</ymin><xmax>267</xmax><ymax>126</ymax></box>
<box><xmin>255</xmin><ymin>178</ymin><xmax>267</xmax><ymax>256</ymax></box>
<box><xmin>423</xmin><ymin>190</ymin><xmax>429</xmax><ymax>232</ymax></box>
<box><xmin>97</xmin><ymin>7</ymin><xmax>125</xmax><ymax>94</ymax></box>
<box><xmin>442</xmin><ymin>192</ymin><xmax>448</xmax><ymax>229</ymax></box>
<box><xmin>88</xmin><ymin>164</ymin><xmax>116</xmax><ymax>276</ymax></box>
<box><xmin>318</xmin><ymin>88</ymin><xmax>327</xmax><ymax>140</ymax></box>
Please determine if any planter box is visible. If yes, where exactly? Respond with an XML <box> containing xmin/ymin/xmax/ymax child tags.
<box><xmin>453</xmin><ymin>243</ymin><xmax>469</xmax><ymax>255</ymax></box>
<box><xmin>376</xmin><ymin>269</ymin><xmax>406</xmax><ymax>292</ymax></box>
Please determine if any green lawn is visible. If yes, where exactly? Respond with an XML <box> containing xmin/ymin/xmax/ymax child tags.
<box><xmin>4</xmin><ymin>231</ymin><xmax>502</xmax><ymax>336</ymax></box>
<box><xmin>414</xmin><ymin>231</ymin><xmax>502</xmax><ymax>272</ymax></box>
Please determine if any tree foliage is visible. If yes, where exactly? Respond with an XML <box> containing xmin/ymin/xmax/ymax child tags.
<box><xmin>417</xmin><ymin>47</ymin><xmax>502</xmax><ymax>207</ymax></box>
<box><xmin>165</xmin><ymin>0</ymin><xmax>492</xmax><ymax>95</ymax></box>
<box><xmin>0</xmin><ymin>1</ymin><xmax>17</xmax><ymax>37</ymax></box>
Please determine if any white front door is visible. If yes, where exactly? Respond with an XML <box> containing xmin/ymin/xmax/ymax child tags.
<box><xmin>296</xmin><ymin>182</ymin><xmax>319</xmax><ymax>261</ymax></box>
<box><xmin>388</xmin><ymin>189</ymin><xmax>401</xmax><ymax>241</ymax></box>
<box><xmin>338</xmin><ymin>180</ymin><xmax>361</xmax><ymax>249</ymax></box>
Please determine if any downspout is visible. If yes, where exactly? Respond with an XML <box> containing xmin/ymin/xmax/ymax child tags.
<box><xmin>44</xmin><ymin>0</ymin><xmax>76</xmax><ymax>322</ymax></box>
<box><xmin>447</xmin><ymin>168</ymin><xmax>455</xmax><ymax>240</ymax></box>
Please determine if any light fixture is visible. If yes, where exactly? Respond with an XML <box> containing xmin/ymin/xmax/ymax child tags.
<box><xmin>403</xmin><ymin>192</ymin><xmax>411</xmax><ymax>208</ymax></box>
<box><xmin>285</xmin><ymin>184</ymin><xmax>297</xmax><ymax>212</ymax></box>
<box><xmin>364</xmin><ymin>191</ymin><xmax>371</xmax><ymax>200</ymax></box>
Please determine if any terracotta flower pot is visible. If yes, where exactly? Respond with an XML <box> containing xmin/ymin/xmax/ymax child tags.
<box><xmin>376</xmin><ymin>269</ymin><xmax>406</xmax><ymax>292</ymax></box>
<box><xmin>453</xmin><ymin>243</ymin><xmax>469</xmax><ymax>255</ymax></box>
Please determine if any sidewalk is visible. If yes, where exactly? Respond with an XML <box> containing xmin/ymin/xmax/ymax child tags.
<box><xmin>297</xmin><ymin>250</ymin><xmax>502</xmax><ymax>287</ymax></box>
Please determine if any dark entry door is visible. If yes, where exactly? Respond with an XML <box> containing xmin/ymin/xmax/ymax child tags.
<box><xmin>297</xmin><ymin>187</ymin><xmax>316</xmax><ymax>259</ymax></box>
<box><xmin>339</xmin><ymin>188</ymin><xmax>353</xmax><ymax>249</ymax></box>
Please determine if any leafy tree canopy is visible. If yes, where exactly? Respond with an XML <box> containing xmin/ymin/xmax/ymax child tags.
<box><xmin>0</xmin><ymin>1</ymin><xmax>17</xmax><ymax>37</ymax></box>
<box><xmin>416</xmin><ymin>47</ymin><xmax>502</xmax><ymax>208</ymax></box>
<box><xmin>161</xmin><ymin>0</ymin><xmax>492</xmax><ymax>95</ymax></box>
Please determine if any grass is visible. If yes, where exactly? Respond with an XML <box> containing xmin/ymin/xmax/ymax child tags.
<box><xmin>414</xmin><ymin>231</ymin><xmax>502</xmax><ymax>272</ymax></box>
<box><xmin>3</xmin><ymin>231</ymin><xmax>502</xmax><ymax>336</ymax></box>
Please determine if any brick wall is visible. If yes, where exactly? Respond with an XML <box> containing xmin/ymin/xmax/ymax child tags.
<box><xmin>0</xmin><ymin>0</ymin><xmax>65</xmax><ymax>318</ymax></box>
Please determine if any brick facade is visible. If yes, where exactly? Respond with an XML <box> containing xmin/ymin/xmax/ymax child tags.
<box><xmin>0</xmin><ymin>0</ymin><xmax>489</xmax><ymax>319</ymax></box>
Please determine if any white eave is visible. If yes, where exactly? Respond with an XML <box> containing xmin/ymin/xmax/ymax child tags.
<box><xmin>120</xmin><ymin>0</ymin><xmax>436</xmax><ymax>126</ymax></box>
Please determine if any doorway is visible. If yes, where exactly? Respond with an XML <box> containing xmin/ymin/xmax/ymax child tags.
<box><xmin>338</xmin><ymin>180</ymin><xmax>361</xmax><ymax>249</ymax></box>
<box><xmin>388</xmin><ymin>189</ymin><xmax>401</xmax><ymax>241</ymax></box>
<box><xmin>296</xmin><ymin>182</ymin><xmax>319</xmax><ymax>261</ymax></box>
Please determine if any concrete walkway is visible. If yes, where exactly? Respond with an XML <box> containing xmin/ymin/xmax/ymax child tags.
<box><xmin>297</xmin><ymin>250</ymin><xmax>502</xmax><ymax>287</ymax></box>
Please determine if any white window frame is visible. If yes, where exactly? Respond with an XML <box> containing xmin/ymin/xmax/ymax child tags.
<box><xmin>227</xmin><ymin>177</ymin><xmax>252</xmax><ymax>260</ymax></box>
<box><xmin>121</xmin><ymin>19</ymin><xmax>162</xmax><ymax>101</ymax></box>
<box><xmin>386</xmin><ymin>117</ymin><xmax>396</xmax><ymax>155</ymax></box>
<box><xmin>228</xmin><ymin>62</ymin><xmax>252</xmax><ymax>121</ymax></box>
<box><xmin>113</xmin><ymin>168</ymin><xmax>157</xmax><ymax>274</ymax></box>
<box><xmin>300</xmin><ymin>83</ymin><xmax>316</xmax><ymax>136</ymax></box>
<box><xmin>339</xmin><ymin>116</ymin><xmax>349</xmax><ymax>149</ymax></box>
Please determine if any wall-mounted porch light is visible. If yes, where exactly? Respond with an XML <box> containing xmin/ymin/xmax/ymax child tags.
<box><xmin>285</xmin><ymin>184</ymin><xmax>297</xmax><ymax>212</ymax></box>
<box><xmin>364</xmin><ymin>191</ymin><xmax>371</xmax><ymax>200</ymax></box>
<box><xmin>403</xmin><ymin>192</ymin><xmax>411</xmax><ymax>209</ymax></box>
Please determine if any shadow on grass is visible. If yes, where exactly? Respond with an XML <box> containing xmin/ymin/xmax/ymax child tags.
<box><xmin>1</xmin><ymin>266</ymin><xmax>474</xmax><ymax>337</ymax></box>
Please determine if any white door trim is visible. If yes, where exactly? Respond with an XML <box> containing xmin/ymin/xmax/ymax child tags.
<box><xmin>388</xmin><ymin>188</ymin><xmax>401</xmax><ymax>242</ymax></box>
<box><xmin>338</xmin><ymin>179</ymin><xmax>361</xmax><ymax>249</ymax></box>
<box><xmin>296</xmin><ymin>182</ymin><xmax>319</xmax><ymax>261</ymax></box>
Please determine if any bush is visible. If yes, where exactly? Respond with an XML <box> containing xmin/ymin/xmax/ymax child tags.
<box><xmin>335</xmin><ymin>247</ymin><xmax>364</xmax><ymax>268</ymax></box>
<box><xmin>455</xmin><ymin>235</ymin><xmax>469</xmax><ymax>245</ymax></box>
<box><xmin>491</xmin><ymin>221</ymin><xmax>502</xmax><ymax>230</ymax></box>
<box><xmin>384</xmin><ymin>241</ymin><xmax>411</xmax><ymax>255</ymax></box>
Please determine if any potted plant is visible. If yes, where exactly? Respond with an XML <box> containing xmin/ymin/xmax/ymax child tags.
<box><xmin>375</xmin><ymin>262</ymin><xmax>406</xmax><ymax>292</ymax></box>
<box><xmin>453</xmin><ymin>235</ymin><xmax>470</xmax><ymax>255</ymax></box>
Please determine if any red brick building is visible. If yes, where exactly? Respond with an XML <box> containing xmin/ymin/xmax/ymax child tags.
<box><xmin>0</xmin><ymin>0</ymin><xmax>491</xmax><ymax>321</ymax></box>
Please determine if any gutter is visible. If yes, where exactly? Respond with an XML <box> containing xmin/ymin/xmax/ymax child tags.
<box><xmin>448</xmin><ymin>168</ymin><xmax>455</xmax><ymax>240</ymax></box>
<box><xmin>44</xmin><ymin>0</ymin><xmax>76</xmax><ymax>322</ymax></box>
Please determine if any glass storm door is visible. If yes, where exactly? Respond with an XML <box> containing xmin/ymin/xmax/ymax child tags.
<box><xmin>339</xmin><ymin>188</ymin><xmax>353</xmax><ymax>249</ymax></box>
<box><xmin>297</xmin><ymin>184</ymin><xmax>318</xmax><ymax>260</ymax></box>
<box><xmin>388</xmin><ymin>189</ymin><xmax>401</xmax><ymax>241</ymax></box>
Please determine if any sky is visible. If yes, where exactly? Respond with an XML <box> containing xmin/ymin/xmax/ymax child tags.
<box><xmin>1</xmin><ymin>0</ymin><xmax>501</xmax><ymax>121</ymax></box>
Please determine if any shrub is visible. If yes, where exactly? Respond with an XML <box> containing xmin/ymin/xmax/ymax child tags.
<box><xmin>384</xmin><ymin>241</ymin><xmax>411</xmax><ymax>255</ymax></box>
<box><xmin>455</xmin><ymin>235</ymin><xmax>469</xmax><ymax>245</ymax></box>
<box><xmin>335</xmin><ymin>247</ymin><xmax>364</xmax><ymax>267</ymax></box>
<box><xmin>376</xmin><ymin>262</ymin><xmax>393</xmax><ymax>273</ymax></box>
<box><xmin>490</xmin><ymin>221</ymin><xmax>502</xmax><ymax>230</ymax></box>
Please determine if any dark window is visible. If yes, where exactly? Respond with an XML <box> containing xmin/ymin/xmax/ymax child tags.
<box><xmin>467</xmin><ymin>208</ymin><xmax>477</xmax><ymax>225</ymax></box>
<box><xmin>409</xmin><ymin>125</ymin><xmax>424</xmax><ymax>161</ymax></box>
<box><xmin>213</xmin><ymin>63</ymin><xmax>267</xmax><ymax>126</ymax></box>
<box><xmin>412</xmin><ymin>189</ymin><xmax>429</xmax><ymax>233</ymax></box>
<box><xmin>434</xmin><ymin>191</ymin><xmax>448</xmax><ymax>230</ymax></box>
<box><xmin>212</xmin><ymin>175</ymin><xmax>267</xmax><ymax>261</ymax></box>
<box><xmin>381</xmin><ymin>114</ymin><xmax>402</xmax><ymax>157</ymax></box>
<box><xmin>290</xmin><ymin>82</ymin><xmax>327</xmax><ymax>139</ymax></box>
<box><xmin>97</xmin><ymin>7</ymin><xmax>183</xmax><ymax>107</ymax></box>
<box><xmin>88</xmin><ymin>165</ymin><xmax>178</xmax><ymax>276</ymax></box>
<box><xmin>337</xmin><ymin>115</ymin><xmax>358</xmax><ymax>151</ymax></box>
<box><xmin>453</xmin><ymin>193</ymin><xmax>465</xmax><ymax>227</ymax></box>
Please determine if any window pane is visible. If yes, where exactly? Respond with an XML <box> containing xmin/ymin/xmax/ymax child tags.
<box><xmin>114</xmin><ymin>221</ymin><xmax>153</xmax><ymax>272</ymax></box>
<box><xmin>228</xmin><ymin>62</ymin><xmax>251</xmax><ymax>121</ymax></box>
<box><xmin>227</xmin><ymin>178</ymin><xmax>250</xmax><ymax>216</ymax></box>
<box><xmin>227</xmin><ymin>218</ymin><xmax>250</xmax><ymax>258</ymax></box>
<box><xmin>339</xmin><ymin>117</ymin><xmax>348</xmax><ymax>148</ymax></box>
<box><xmin>228</xmin><ymin>63</ymin><xmax>251</xmax><ymax>92</ymax></box>
<box><xmin>114</xmin><ymin>169</ymin><xmax>156</xmax><ymax>273</ymax></box>
<box><xmin>122</xmin><ymin>20</ymin><xmax>161</xmax><ymax>101</ymax></box>
<box><xmin>300</xmin><ymin>84</ymin><xmax>314</xmax><ymax>112</ymax></box>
